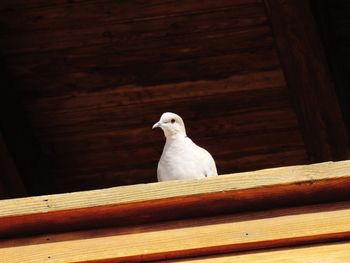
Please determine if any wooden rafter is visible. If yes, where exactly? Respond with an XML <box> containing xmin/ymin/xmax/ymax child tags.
<box><xmin>0</xmin><ymin>160</ymin><xmax>349</xmax><ymax>239</ymax></box>
<box><xmin>0</xmin><ymin>161</ymin><xmax>350</xmax><ymax>261</ymax></box>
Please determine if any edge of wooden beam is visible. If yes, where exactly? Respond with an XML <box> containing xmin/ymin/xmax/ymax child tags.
<box><xmin>1</xmin><ymin>160</ymin><xmax>350</xmax><ymax>237</ymax></box>
<box><xmin>1</xmin><ymin>201</ymin><xmax>350</xmax><ymax>262</ymax></box>
<box><xmin>168</xmin><ymin>241</ymin><xmax>350</xmax><ymax>263</ymax></box>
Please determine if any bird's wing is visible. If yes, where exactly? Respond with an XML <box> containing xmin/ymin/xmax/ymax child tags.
<box><xmin>205</xmin><ymin>154</ymin><xmax>218</xmax><ymax>177</ymax></box>
<box><xmin>194</xmin><ymin>144</ymin><xmax>218</xmax><ymax>177</ymax></box>
<box><xmin>157</xmin><ymin>159</ymin><xmax>166</xmax><ymax>181</ymax></box>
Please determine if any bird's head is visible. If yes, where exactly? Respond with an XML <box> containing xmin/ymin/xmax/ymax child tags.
<box><xmin>152</xmin><ymin>112</ymin><xmax>186</xmax><ymax>138</ymax></box>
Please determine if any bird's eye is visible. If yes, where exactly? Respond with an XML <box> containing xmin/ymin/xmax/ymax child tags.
<box><xmin>171</xmin><ymin>118</ymin><xmax>176</xmax><ymax>124</ymax></box>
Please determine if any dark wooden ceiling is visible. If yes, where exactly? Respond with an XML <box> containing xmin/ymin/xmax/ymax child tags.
<box><xmin>311</xmin><ymin>0</ymin><xmax>350</xmax><ymax>135</ymax></box>
<box><xmin>0</xmin><ymin>0</ymin><xmax>348</xmax><ymax>196</ymax></box>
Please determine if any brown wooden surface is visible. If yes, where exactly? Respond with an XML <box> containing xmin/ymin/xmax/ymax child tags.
<box><xmin>1</xmin><ymin>161</ymin><xmax>350</xmax><ymax>238</ymax></box>
<box><xmin>166</xmin><ymin>241</ymin><xmax>350</xmax><ymax>262</ymax></box>
<box><xmin>264</xmin><ymin>0</ymin><xmax>349</xmax><ymax>161</ymax></box>
<box><xmin>1</xmin><ymin>201</ymin><xmax>350</xmax><ymax>262</ymax></box>
<box><xmin>310</xmin><ymin>0</ymin><xmax>350</xmax><ymax>137</ymax></box>
<box><xmin>0</xmin><ymin>60</ymin><xmax>54</xmax><ymax>196</ymax></box>
<box><xmin>0</xmin><ymin>132</ymin><xmax>27</xmax><ymax>199</ymax></box>
<box><xmin>0</xmin><ymin>0</ymin><xmax>347</xmax><ymax>194</ymax></box>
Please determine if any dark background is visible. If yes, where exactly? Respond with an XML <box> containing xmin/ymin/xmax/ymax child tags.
<box><xmin>0</xmin><ymin>0</ymin><xmax>349</xmax><ymax>199</ymax></box>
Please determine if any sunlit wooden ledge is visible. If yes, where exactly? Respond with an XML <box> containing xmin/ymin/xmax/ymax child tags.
<box><xmin>1</xmin><ymin>160</ymin><xmax>350</xmax><ymax>239</ymax></box>
<box><xmin>1</xmin><ymin>161</ymin><xmax>350</xmax><ymax>262</ymax></box>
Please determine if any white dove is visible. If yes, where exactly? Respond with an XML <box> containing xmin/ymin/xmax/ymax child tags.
<box><xmin>152</xmin><ymin>112</ymin><xmax>218</xmax><ymax>182</ymax></box>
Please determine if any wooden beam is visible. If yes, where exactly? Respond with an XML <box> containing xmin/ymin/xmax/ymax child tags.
<box><xmin>169</xmin><ymin>241</ymin><xmax>350</xmax><ymax>262</ymax></box>
<box><xmin>309</xmin><ymin>0</ymin><xmax>350</xmax><ymax>137</ymax></box>
<box><xmin>0</xmin><ymin>58</ymin><xmax>55</xmax><ymax>196</ymax></box>
<box><xmin>0</xmin><ymin>131</ymin><xmax>27</xmax><ymax>199</ymax></box>
<box><xmin>0</xmin><ymin>160</ymin><xmax>350</xmax><ymax>238</ymax></box>
<box><xmin>1</xmin><ymin>201</ymin><xmax>350</xmax><ymax>262</ymax></box>
<box><xmin>264</xmin><ymin>0</ymin><xmax>350</xmax><ymax>161</ymax></box>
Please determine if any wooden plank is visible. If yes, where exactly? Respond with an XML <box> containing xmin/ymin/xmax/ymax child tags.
<box><xmin>0</xmin><ymin>160</ymin><xmax>350</xmax><ymax>238</ymax></box>
<box><xmin>0</xmin><ymin>132</ymin><xmax>27</xmax><ymax>199</ymax></box>
<box><xmin>26</xmin><ymin>71</ymin><xmax>287</xmax><ymax>132</ymax></box>
<box><xmin>1</xmin><ymin>201</ymin><xmax>350</xmax><ymax>262</ymax></box>
<box><xmin>26</xmin><ymin>70</ymin><xmax>285</xmax><ymax>117</ymax></box>
<box><xmin>5</xmin><ymin>25</ymin><xmax>272</xmax><ymax>75</ymax></box>
<box><xmin>0</xmin><ymin>58</ymin><xmax>54</xmax><ymax>196</ymax></box>
<box><xmin>0</xmin><ymin>0</ymin><xmax>262</xmax><ymax>19</ymax></box>
<box><xmin>39</xmin><ymin>105</ymin><xmax>297</xmax><ymax>151</ymax></box>
<box><xmin>0</xmin><ymin>0</ymin><xmax>271</xmax><ymax>94</ymax></box>
<box><xmin>0</xmin><ymin>4</ymin><xmax>267</xmax><ymax>54</ymax></box>
<box><xmin>0</xmin><ymin>0</ymin><xmax>274</xmax><ymax>96</ymax></box>
<box><xmin>30</xmin><ymin>87</ymin><xmax>292</xmax><ymax>142</ymax></box>
<box><xmin>168</xmin><ymin>241</ymin><xmax>350</xmax><ymax>262</ymax></box>
<box><xmin>264</xmin><ymin>0</ymin><xmax>350</xmax><ymax>161</ymax></box>
<box><xmin>310</xmin><ymin>0</ymin><xmax>350</xmax><ymax>137</ymax></box>
<box><xmin>0</xmin><ymin>0</ymin><xmax>263</xmax><ymax>33</ymax></box>
<box><xmin>10</xmin><ymin>47</ymin><xmax>279</xmax><ymax>97</ymax></box>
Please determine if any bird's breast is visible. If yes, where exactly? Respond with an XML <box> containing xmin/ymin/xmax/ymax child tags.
<box><xmin>158</xmin><ymin>139</ymin><xmax>206</xmax><ymax>181</ymax></box>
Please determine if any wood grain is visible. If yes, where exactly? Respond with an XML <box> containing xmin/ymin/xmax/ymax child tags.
<box><xmin>1</xmin><ymin>0</ymin><xmax>347</xmax><ymax>193</ymax></box>
<box><xmin>0</xmin><ymin>0</ymin><xmax>263</xmax><ymax>33</ymax></box>
<box><xmin>0</xmin><ymin>132</ymin><xmax>27</xmax><ymax>199</ymax></box>
<box><xmin>23</xmin><ymin>70</ymin><xmax>306</xmax><ymax>189</ymax></box>
<box><xmin>1</xmin><ymin>1</ymin><xmax>272</xmax><ymax>96</ymax></box>
<box><xmin>0</xmin><ymin>0</ymin><xmax>297</xmax><ymax>192</ymax></box>
<box><xmin>1</xmin><ymin>201</ymin><xmax>350</xmax><ymax>262</ymax></box>
<box><xmin>166</xmin><ymin>241</ymin><xmax>350</xmax><ymax>262</ymax></box>
<box><xmin>310</xmin><ymin>0</ymin><xmax>350</xmax><ymax>137</ymax></box>
<box><xmin>0</xmin><ymin>60</ymin><xmax>54</xmax><ymax>196</ymax></box>
<box><xmin>1</xmin><ymin>4</ymin><xmax>268</xmax><ymax>54</ymax></box>
<box><xmin>264</xmin><ymin>0</ymin><xmax>349</xmax><ymax>161</ymax></box>
<box><xmin>0</xmin><ymin>160</ymin><xmax>350</xmax><ymax>238</ymax></box>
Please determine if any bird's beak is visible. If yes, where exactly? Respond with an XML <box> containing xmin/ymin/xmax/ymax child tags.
<box><xmin>152</xmin><ymin>122</ymin><xmax>162</xmax><ymax>129</ymax></box>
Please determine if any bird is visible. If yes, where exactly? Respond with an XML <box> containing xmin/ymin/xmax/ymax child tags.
<box><xmin>152</xmin><ymin>112</ymin><xmax>218</xmax><ymax>182</ymax></box>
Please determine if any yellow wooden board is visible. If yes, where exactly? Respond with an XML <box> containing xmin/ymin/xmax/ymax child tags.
<box><xmin>1</xmin><ymin>201</ymin><xmax>350</xmax><ymax>262</ymax></box>
<box><xmin>2</xmin><ymin>160</ymin><xmax>350</xmax><ymax>217</ymax></box>
<box><xmin>1</xmin><ymin>161</ymin><xmax>350</xmax><ymax>237</ymax></box>
<box><xmin>167</xmin><ymin>241</ymin><xmax>350</xmax><ymax>262</ymax></box>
